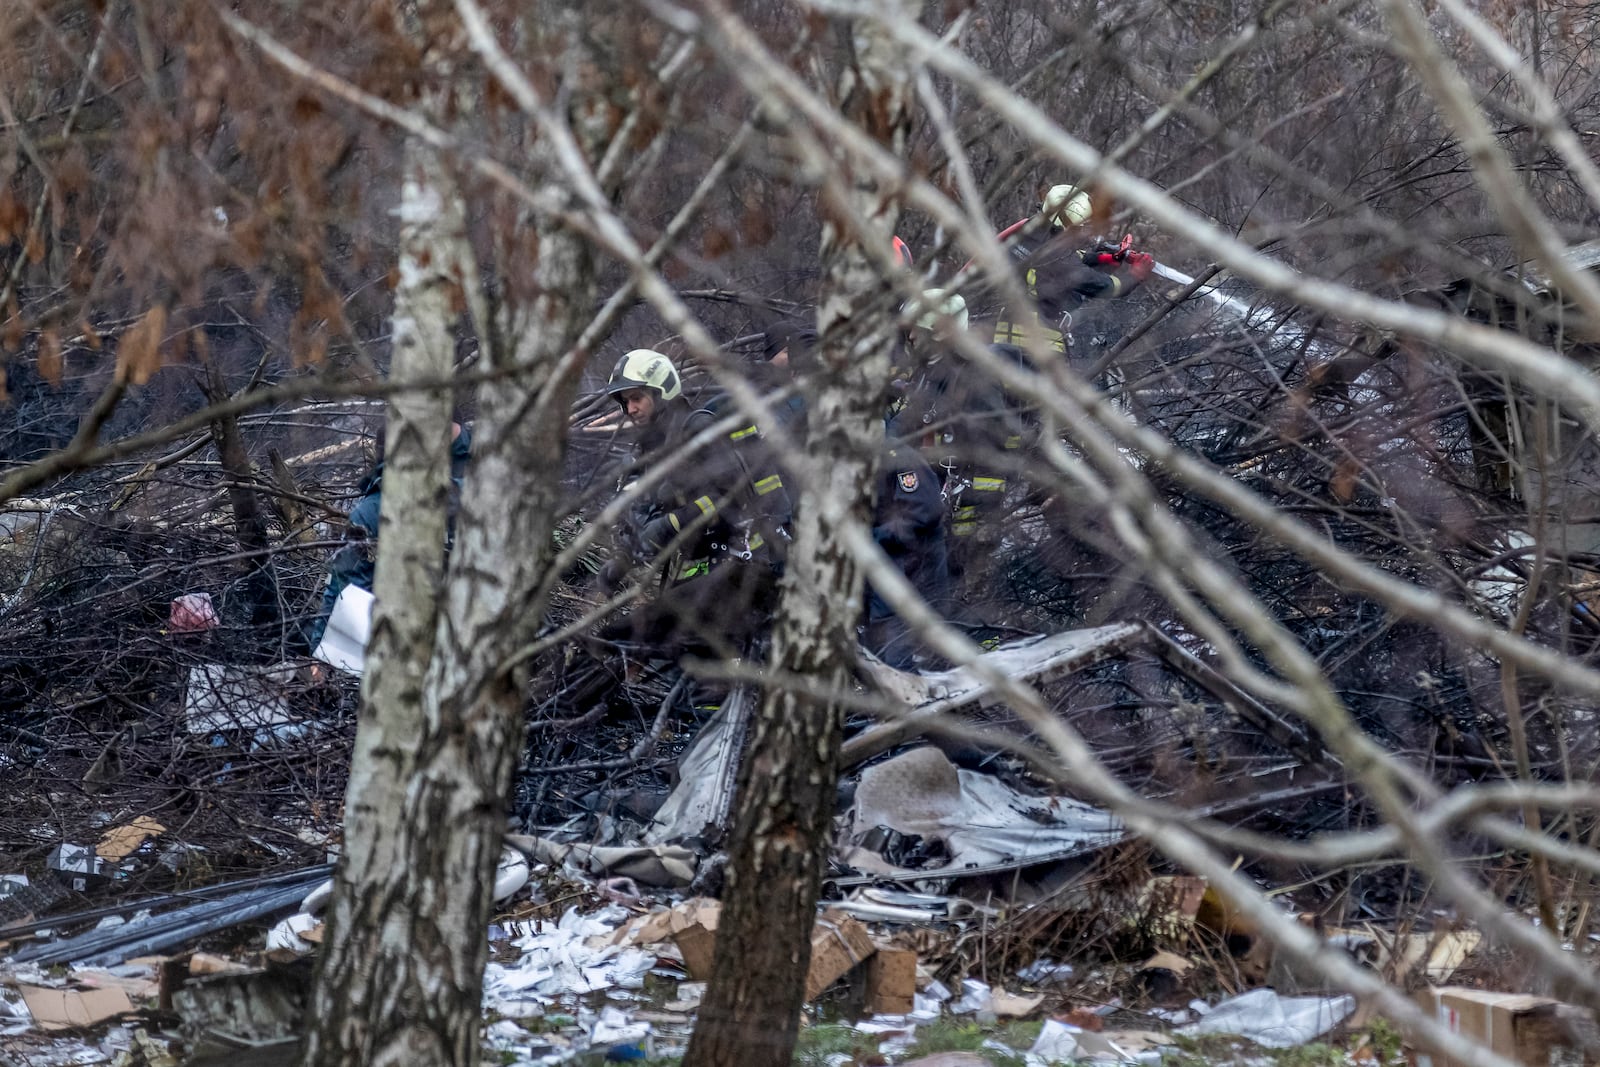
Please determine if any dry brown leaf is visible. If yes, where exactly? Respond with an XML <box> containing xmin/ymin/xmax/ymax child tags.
<box><xmin>37</xmin><ymin>328</ymin><xmax>61</xmax><ymax>386</ymax></box>
<box><xmin>117</xmin><ymin>305</ymin><xmax>168</xmax><ymax>385</ymax></box>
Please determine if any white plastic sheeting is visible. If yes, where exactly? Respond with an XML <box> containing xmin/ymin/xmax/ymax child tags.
<box><xmin>312</xmin><ymin>585</ymin><xmax>373</xmax><ymax>675</ymax></box>
<box><xmin>842</xmin><ymin>746</ymin><xmax>1123</xmax><ymax>878</ymax></box>
<box><xmin>1177</xmin><ymin>988</ymin><xmax>1355</xmax><ymax>1048</ymax></box>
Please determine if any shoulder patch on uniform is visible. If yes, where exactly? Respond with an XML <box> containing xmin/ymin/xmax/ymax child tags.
<box><xmin>897</xmin><ymin>470</ymin><xmax>919</xmax><ymax>493</ymax></box>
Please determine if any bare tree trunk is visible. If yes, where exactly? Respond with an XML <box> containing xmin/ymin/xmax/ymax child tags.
<box><xmin>201</xmin><ymin>356</ymin><xmax>278</xmax><ymax>626</ymax></box>
<box><xmin>683</xmin><ymin>4</ymin><xmax>917</xmax><ymax>1064</ymax></box>
<box><xmin>299</xmin><ymin>106</ymin><xmax>469</xmax><ymax>1067</ymax></box>
<box><xmin>300</xmin><ymin>9</ymin><xmax>602</xmax><ymax>1065</ymax></box>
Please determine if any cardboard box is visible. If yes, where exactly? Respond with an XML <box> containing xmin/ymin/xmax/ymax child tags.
<box><xmin>668</xmin><ymin>901</ymin><xmax>876</xmax><ymax>1001</ymax></box>
<box><xmin>805</xmin><ymin>910</ymin><xmax>877</xmax><ymax>1001</ymax></box>
<box><xmin>1412</xmin><ymin>986</ymin><xmax>1596</xmax><ymax>1067</ymax></box>
<box><xmin>96</xmin><ymin>816</ymin><xmax>166</xmax><ymax>861</ymax></box>
<box><xmin>657</xmin><ymin>899</ymin><xmax>722</xmax><ymax>976</ymax></box>
<box><xmin>609</xmin><ymin>898</ymin><xmax>719</xmax><ymax>949</ymax></box>
<box><xmin>865</xmin><ymin>947</ymin><xmax>917</xmax><ymax>1014</ymax></box>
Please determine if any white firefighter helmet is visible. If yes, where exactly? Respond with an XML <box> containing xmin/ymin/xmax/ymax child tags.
<box><xmin>1043</xmin><ymin>184</ymin><xmax>1092</xmax><ymax>227</ymax></box>
<box><xmin>915</xmin><ymin>288</ymin><xmax>969</xmax><ymax>333</ymax></box>
<box><xmin>605</xmin><ymin>348</ymin><xmax>682</xmax><ymax>403</ymax></box>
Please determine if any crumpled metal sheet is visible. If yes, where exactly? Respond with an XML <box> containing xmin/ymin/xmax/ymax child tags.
<box><xmin>506</xmin><ymin>835</ymin><xmax>697</xmax><ymax>888</ymax></box>
<box><xmin>641</xmin><ymin>685</ymin><xmax>754</xmax><ymax>846</ymax></box>
<box><xmin>841</xmin><ymin>746</ymin><xmax>1123</xmax><ymax>879</ymax></box>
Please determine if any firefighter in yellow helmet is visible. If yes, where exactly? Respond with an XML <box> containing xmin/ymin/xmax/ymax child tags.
<box><xmin>598</xmin><ymin>349</ymin><xmax>789</xmax><ymax>652</ymax></box>
<box><xmin>991</xmin><ymin>184</ymin><xmax>1155</xmax><ymax>352</ymax></box>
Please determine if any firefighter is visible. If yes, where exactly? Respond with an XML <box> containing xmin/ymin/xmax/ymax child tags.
<box><xmin>991</xmin><ymin>184</ymin><xmax>1156</xmax><ymax>352</ymax></box>
<box><xmin>598</xmin><ymin>348</ymin><xmax>786</xmax><ymax>652</ymax></box>
<box><xmin>751</xmin><ymin>319</ymin><xmax>952</xmax><ymax>665</ymax></box>
<box><xmin>306</xmin><ymin>421</ymin><xmax>471</xmax><ymax>647</ymax></box>
<box><xmin>890</xmin><ymin>291</ymin><xmax>1029</xmax><ymax>554</ymax></box>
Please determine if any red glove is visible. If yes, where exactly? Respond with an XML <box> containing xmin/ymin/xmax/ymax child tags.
<box><xmin>1126</xmin><ymin>251</ymin><xmax>1155</xmax><ymax>281</ymax></box>
<box><xmin>1083</xmin><ymin>251</ymin><xmax>1119</xmax><ymax>267</ymax></box>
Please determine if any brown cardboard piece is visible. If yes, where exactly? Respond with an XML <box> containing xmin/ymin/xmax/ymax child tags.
<box><xmin>866</xmin><ymin>947</ymin><xmax>917</xmax><ymax>1014</ymax></box>
<box><xmin>990</xmin><ymin>988</ymin><xmax>1047</xmax><ymax>1018</ymax></box>
<box><xmin>95</xmin><ymin>816</ymin><xmax>166</xmax><ymax>861</ymax></box>
<box><xmin>607</xmin><ymin>899</ymin><xmax>719</xmax><ymax>949</ymax></box>
<box><xmin>667</xmin><ymin>900</ymin><xmax>877</xmax><ymax>1001</ymax></box>
<box><xmin>16</xmin><ymin>983</ymin><xmax>134</xmax><ymax>1030</ymax></box>
<box><xmin>1411</xmin><ymin>986</ymin><xmax>1597</xmax><ymax>1067</ymax></box>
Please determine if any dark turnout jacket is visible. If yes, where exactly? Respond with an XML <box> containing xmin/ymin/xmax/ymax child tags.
<box><xmin>621</xmin><ymin>396</ymin><xmax>791</xmax><ymax>574</ymax></box>
<box><xmin>864</xmin><ymin>445</ymin><xmax>951</xmax><ymax>667</ymax></box>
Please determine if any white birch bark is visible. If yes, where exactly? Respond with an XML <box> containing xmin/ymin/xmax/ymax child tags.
<box><xmin>300</xmin><ymin>64</ymin><xmax>473</xmax><ymax>1067</ymax></box>
<box><xmin>683</xmin><ymin>3</ymin><xmax>920</xmax><ymax>1064</ymax></box>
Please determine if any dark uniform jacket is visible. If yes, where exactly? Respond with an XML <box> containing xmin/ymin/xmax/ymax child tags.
<box><xmin>865</xmin><ymin>445</ymin><xmax>951</xmax><ymax>667</ymax></box>
<box><xmin>993</xmin><ymin>232</ymin><xmax>1142</xmax><ymax>351</ymax></box>
<box><xmin>621</xmin><ymin>397</ymin><xmax>791</xmax><ymax>579</ymax></box>
<box><xmin>887</xmin><ymin>346</ymin><xmax>1032</xmax><ymax>537</ymax></box>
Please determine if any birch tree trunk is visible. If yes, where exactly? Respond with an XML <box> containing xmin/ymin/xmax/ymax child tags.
<box><xmin>683</xmin><ymin>4</ymin><xmax>919</xmax><ymax>1064</ymax></box>
<box><xmin>300</xmin><ymin>7</ymin><xmax>603</xmax><ymax>1064</ymax></box>
<box><xmin>299</xmin><ymin>57</ymin><xmax>471</xmax><ymax>1067</ymax></box>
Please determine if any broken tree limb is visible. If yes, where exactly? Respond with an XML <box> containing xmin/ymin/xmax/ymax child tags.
<box><xmin>1143</xmin><ymin>626</ymin><xmax>1336</xmax><ymax>770</ymax></box>
<box><xmin>839</xmin><ymin>622</ymin><xmax>1147</xmax><ymax>770</ymax></box>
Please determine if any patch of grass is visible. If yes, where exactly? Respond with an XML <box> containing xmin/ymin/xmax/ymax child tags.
<box><xmin>1160</xmin><ymin>1033</ymin><xmax>1259</xmax><ymax>1067</ymax></box>
<box><xmin>905</xmin><ymin>1017</ymin><xmax>1031</xmax><ymax>1066</ymax></box>
<box><xmin>792</xmin><ymin>1022</ymin><xmax>882</xmax><ymax>1067</ymax></box>
<box><xmin>1274</xmin><ymin>1042</ymin><xmax>1347</xmax><ymax>1067</ymax></box>
<box><xmin>1360</xmin><ymin>1018</ymin><xmax>1407</xmax><ymax>1066</ymax></box>
<box><xmin>1160</xmin><ymin>1032</ymin><xmax>1356</xmax><ymax>1067</ymax></box>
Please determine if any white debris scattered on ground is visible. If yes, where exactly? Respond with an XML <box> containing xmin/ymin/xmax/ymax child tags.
<box><xmin>0</xmin><ymin>984</ymin><xmax>32</xmax><ymax>1037</ymax></box>
<box><xmin>481</xmin><ymin>905</ymin><xmax>662</xmax><ymax>1065</ymax></box>
<box><xmin>1017</xmin><ymin>959</ymin><xmax>1074</xmax><ymax>986</ymax></box>
<box><xmin>1177</xmin><ymin>988</ymin><xmax>1355</xmax><ymax>1048</ymax></box>
<box><xmin>949</xmin><ymin>978</ymin><xmax>992</xmax><ymax>1015</ymax></box>
<box><xmin>264</xmin><ymin>911</ymin><xmax>321</xmax><ymax>958</ymax></box>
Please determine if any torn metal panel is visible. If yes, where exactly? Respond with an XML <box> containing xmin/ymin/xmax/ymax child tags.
<box><xmin>6</xmin><ymin>867</ymin><xmax>331</xmax><ymax>968</ymax></box>
<box><xmin>642</xmin><ymin>684</ymin><xmax>754</xmax><ymax>845</ymax></box>
<box><xmin>842</xmin><ymin>624</ymin><xmax>1146</xmax><ymax>768</ymax></box>
<box><xmin>171</xmin><ymin>965</ymin><xmax>309</xmax><ymax>1058</ymax></box>
<box><xmin>0</xmin><ymin>866</ymin><xmax>332</xmax><ymax>945</ymax></box>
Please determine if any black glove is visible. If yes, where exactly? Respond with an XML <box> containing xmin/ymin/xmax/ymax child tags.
<box><xmin>639</xmin><ymin>514</ymin><xmax>679</xmax><ymax>553</ymax></box>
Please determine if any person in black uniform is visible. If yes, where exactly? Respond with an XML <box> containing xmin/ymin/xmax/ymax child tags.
<box><xmin>751</xmin><ymin>319</ymin><xmax>952</xmax><ymax>666</ymax></box>
<box><xmin>890</xmin><ymin>291</ymin><xmax>1031</xmax><ymax>558</ymax></box>
<box><xmin>863</xmin><ymin>445</ymin><xmax>950</xmax><ymax>668</ymax></box>
<box><xmin>598</xmin><ymin>349</ymin><xmax>788</xmax><ymax>654</ymax></box>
